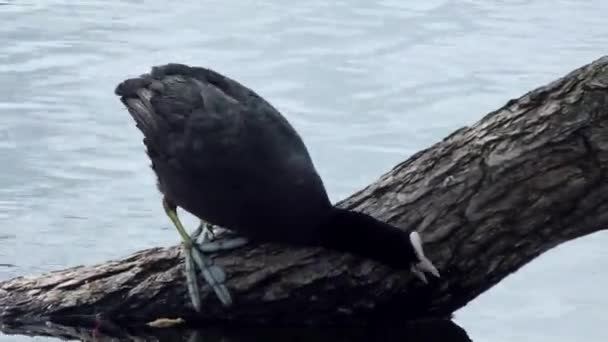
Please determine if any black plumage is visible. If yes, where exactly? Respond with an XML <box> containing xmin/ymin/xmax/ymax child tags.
<box><xmin>115</xmin><ymin>63</ymin><xmax>439</xmax><ymax>308</ymax></box>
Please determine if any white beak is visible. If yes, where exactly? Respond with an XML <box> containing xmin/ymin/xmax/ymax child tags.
<box><xmin>409</xmin><ymin>231</ymin><xmax>441</xmax><ymax>283</ymax></box>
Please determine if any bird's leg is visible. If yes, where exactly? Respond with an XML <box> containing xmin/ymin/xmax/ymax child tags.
<box><xmin>162</xmin><ymin>197</ymin><xmax>232</xmax><ymax>312</ymax></box>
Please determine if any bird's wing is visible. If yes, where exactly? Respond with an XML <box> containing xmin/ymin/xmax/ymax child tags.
<box><xmin>115</xmin><ymin>63</ymin><xmax>314</xmax><ymax>176</ymax></box>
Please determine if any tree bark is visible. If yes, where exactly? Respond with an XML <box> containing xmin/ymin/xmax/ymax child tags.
<box><xmin>2</xmin><ymin>56</ymin><xmax>608</xmax><ymax>328</ymax></box>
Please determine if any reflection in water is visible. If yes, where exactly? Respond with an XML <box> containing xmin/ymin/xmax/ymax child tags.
<box><xmin>1</xmin><ymin>319</ymin><xmax>471</xmax><ymax>342</ymax></box>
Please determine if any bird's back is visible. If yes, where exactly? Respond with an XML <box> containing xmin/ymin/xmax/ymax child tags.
<box><xmin>115</xmin><ymin>64</ymin><xmax>332</xmax><ymax>243</ymax></box>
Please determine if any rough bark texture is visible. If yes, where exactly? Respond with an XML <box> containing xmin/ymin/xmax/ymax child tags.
<box><xmin>2</xmin><ymin>56</ymin><xmax>608</xmax><ymax>328</ymax></box>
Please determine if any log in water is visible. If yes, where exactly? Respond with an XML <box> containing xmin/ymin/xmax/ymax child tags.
<box><xmin>1</xmin><ymin>56</ymin><xmax>608</xmax><ymax>329</ymax></box>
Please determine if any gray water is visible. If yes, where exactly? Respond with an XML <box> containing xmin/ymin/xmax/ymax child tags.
<box><xmin>1</xmin><ymin>0</ymin><xmax>607</xmax><ymax>341</ymax></box>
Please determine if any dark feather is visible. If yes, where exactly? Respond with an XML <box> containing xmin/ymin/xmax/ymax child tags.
<box><xmin>116</xmin><ymin>64</ymin><xmax>331</xmax><ymax>243</ymax></box>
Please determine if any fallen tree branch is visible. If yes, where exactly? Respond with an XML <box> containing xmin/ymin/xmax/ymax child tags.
<box><xmin>2</xmin><ymin>56</ymin><xmax>608</xmax><ymax>328</ymax></box>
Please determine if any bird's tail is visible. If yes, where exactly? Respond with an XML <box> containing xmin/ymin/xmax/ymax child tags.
<box><xmin>115</xmin><ymin>75</ymin><xmax>166</xmax><ymax>149</ymax></box>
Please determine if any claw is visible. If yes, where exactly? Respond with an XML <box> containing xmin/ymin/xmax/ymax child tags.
<box><xmin>163</xmin><ymin>198</ymin><xmax>245</xmax><ymax>311</ymax></box>
<box><xmin>183</xmin><ymin>245</ymin><xmax>202</xmax><ymax>312</ymax></box>
<box><xmin>190</xmin><ymin>245</ymin><xmax>233</xmax><ymax>306</ymax></box>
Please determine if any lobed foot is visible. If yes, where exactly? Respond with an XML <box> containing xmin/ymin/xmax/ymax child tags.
<box><xmin>199</xmin><ymin>236</ymin><xmax>249</xmax><ymax>253</ymax></box>
<box><xmin>193</xmin><ymin>221</ymin><xmax>249</xmax><ymax>253</ymax></box>
<box><xmin>183</xmin><ymin>239</ymin><xmax>232</xmax><ymax>310</ymax></box>
<box><xmin>163</xmin><ymin>198</ymin><xmax>233</xmax><ymax>312</ymax></box>
<box><xmin>182</xmin><ymin>219</ymin><xmax>248</xmax><ymax>311</ymax></box>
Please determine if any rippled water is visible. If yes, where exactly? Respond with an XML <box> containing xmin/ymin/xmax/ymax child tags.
<box><xmin>1</xmin><ymin>0</ymin><xmax>608</xmax><ymax>341</ymax></box>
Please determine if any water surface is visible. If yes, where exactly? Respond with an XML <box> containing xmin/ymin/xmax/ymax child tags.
<box><xmin>1</xmin><ymin>0</ymin><xmax>608</xmax><ymax>341</ymax></box>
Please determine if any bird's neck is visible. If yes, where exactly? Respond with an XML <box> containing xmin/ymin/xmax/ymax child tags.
<box><xmin>318</xmin><ymin>207</ymin><xmax>416</xmax><ymax>268</ymax></box>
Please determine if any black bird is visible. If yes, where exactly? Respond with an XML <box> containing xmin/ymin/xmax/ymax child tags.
<box><xmin>115</xmin><ymin>63</ymin><xmax>440</xmax><ymax>312</ymax></box>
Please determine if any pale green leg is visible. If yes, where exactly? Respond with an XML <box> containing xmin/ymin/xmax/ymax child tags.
<box><xmin>162</xmin><ymin>198</ymin><xmax>232</xmax><ymax>312</ymax></box>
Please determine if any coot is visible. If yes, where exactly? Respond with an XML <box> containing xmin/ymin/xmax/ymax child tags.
<box><xmin>115</xmin><ymin>63</ymin><xmax>440</xmax><ymax>312</ymax></box>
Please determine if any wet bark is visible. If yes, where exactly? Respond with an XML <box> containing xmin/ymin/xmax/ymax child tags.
<box><xmin>2</xmin><ymin>56</ymin><xmax>608</xmax><ymax>328</ymax></box>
